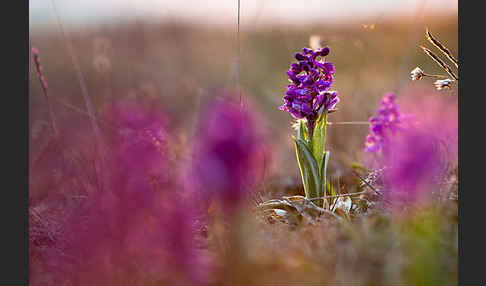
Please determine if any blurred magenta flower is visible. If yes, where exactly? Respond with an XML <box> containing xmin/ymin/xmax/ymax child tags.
<box><xmin>104</xmin><ymin>97</ymin><xmax>171</xmax><ymax>191</ymax></box>
<box><xmin>32</xmin><ymin>97</ymin><xmax>206</xmax><ymax>285</ymax></box>
<box><xmin>279</xmin><ymin>47</ymin><xmax>339</xmax><ymax>121</ymax></box>
<box><xmin>191</xmin><ymin>96</ymin><xmax>266</xmax><ymax>215</ymax></box>
<box><xmin>365</xmin><ymin>93</ymin><xmax>410</xmax><ymax>154</ymax></box>
<box><xmin>376</xmin><ymin>93</ymin><xmax>458</xmax><ymax>208</ymax></box>
<box><xmin>57</xmin><ymin>191</ymin><xmax>203</xmax><ymax>285</ymax></box>
<box><xmin>383</xmin><ymin>130</ymin><xmax>443</xmax><ymax>206</ymax></box>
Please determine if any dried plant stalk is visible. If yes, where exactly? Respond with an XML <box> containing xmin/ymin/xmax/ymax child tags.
<box><xmin>420</xmin><ymin>46</ymin><xmax>458</xmax><ymax>80</ymax></box>
<box><xmin>51</xmin><ymin>0</ymin><xmax>107</xmax><ymax>190</ymax></box>
<box><xmin>426</xmin><ymin>28</ymin><xmax>458</xmax><ymax>68</ymax></box>
<box><xmin>31</xmin><ymin>47</ymin><xmax>58</xmax><ymax>136</ymax></box>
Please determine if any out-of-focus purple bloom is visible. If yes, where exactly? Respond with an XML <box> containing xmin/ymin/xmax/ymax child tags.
<box><xmin>103</xmin><ymin>99</ymin><xmax>201</xmax><ymax>275</ymax></box>
<box><xmin>280</xmin><ymin>47</ymin><xmax>339</xmax><ymax>121</ymax></box>
<box><xmin>364</xmin><ymin>134</ymin><xmax>380</xmax><ymax>153</ymax></box>
<box><xmin>104</xmin><ymin>97</ymin><xmax>170</xmax><ymax>191</ymax></box>
<box><xmin>365</xmin><ymin>93</ymin><xmax>409</xmax><ymax>153</ymax></box>
<box><xmin>32</xmin><ymin>97</ymin><xmax>207</xmax><ymax>285</ymax></box>
<box><xmin>57</xmin><ymin>190</ymin><xmax>203</xmax><ymax>285</ymax></box>
<box><xmin>376</xmin><ymin>93</ymin><xmax>458</xmax><ymax>209</ymax></box>
<box><xmin>191</xmin><ymin>97</ymin><xmax>265</xmax><ymax>215</ymax></box>
<box><xmin>384</xmin><ymin>129</ymin><xmax>444</xmax><ymax>206</ymax></box>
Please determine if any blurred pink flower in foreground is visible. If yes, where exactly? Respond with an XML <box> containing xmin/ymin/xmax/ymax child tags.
<box><xmin>33</xmin><ymin>97</ymin><xmax>205</xmax><ymax>285</ymax></box>
<box><xmin>104</xmin><ymin>97</ymin><xmax>171</xmax><ymax>190</ymax></box>
<box><xmin>189</xmin><ymin>95</ymin><xmax>268</xmax><ymax>215</ymax></box>
<box><xmin>379</xmin><ymin>93</ymin><xmax>458</xmax><ymax>209</ymax></box>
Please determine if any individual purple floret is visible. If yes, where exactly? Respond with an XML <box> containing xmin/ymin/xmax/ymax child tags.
<box><xmin>279</xmin><ymin>47</ymin><xmax>339</xmax><ymax>122</ymax></box>
<box><xmin>365</xmin><ymin>93</ymin><xmax>407</xmax><ymax>153</ymax></box>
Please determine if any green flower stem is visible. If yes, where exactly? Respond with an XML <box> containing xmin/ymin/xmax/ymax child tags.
<box><xmin>294</xmin><ymin>113</ymin><xmax>330</xmax><ymax>209</ymax></box>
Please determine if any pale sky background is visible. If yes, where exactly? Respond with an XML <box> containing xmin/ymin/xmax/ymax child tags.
<box><xmin>30</xmin><ymin>0</ymin><xmax>457</xmax><ymax>29</ymax></box>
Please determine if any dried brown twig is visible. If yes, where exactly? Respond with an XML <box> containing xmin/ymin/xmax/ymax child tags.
<box><xmin>426</xmin><ymin>28</ymin><xmax>458</xmax><ymax>68</ymax></box>
<box><xmin>420</xmin><ymin>46</ymin><xmax>458</xmax><ymax>81</ymax></box>
<box><xmin>410</xmin><ymin>28</ymin><xmax>458</xmax><ymax>92</ymax></box>
<box><xmin>31</xmin><ymin>48</ymin><xmax>58</xmax><ymax>136</ymax></box>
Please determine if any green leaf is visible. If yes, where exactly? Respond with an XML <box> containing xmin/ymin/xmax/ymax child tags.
<box><xmin>320</xmin><ymin>151</ymin><xmax>330</xmax><ymax>208</ymax></box>
<box><xmin>294</xmin><ymin>137</ymin><xmax>321</xmax><ymax>200</ymax></box>
<box><xmin>350</xmin><ymin>162</ymin><xmax>369</xmax><ymax>172</ymax></box>
<box><xmin>296</xmin><ymin>120</ymin><xmax>307</xmax><ymax>142</ymax></box>
<box><xmin>326</xmin><ymin>177</ymin><xmax>335</xmax><ymax>197</ymax></box>
<box><xmin>312</xmin><ymin>113</ymin><xmax>327</xmax><ymax>171</ymax></box>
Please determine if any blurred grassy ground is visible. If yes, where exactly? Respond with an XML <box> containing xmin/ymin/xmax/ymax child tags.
<box><xmin>29</xmin><ymin>13</ymin><xmax>457</xmax><ymax>187</ymax></box>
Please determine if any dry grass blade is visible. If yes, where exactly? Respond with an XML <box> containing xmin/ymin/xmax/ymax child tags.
<box><xmin>52</xmin><ymin>98</ymin><xmax>118</xmax><ymax>131</ymax></box>
<box><xmin>51</xmin><ymin>0</ymin><xmax>107</xmax><ymax>191</ymax></box>
<box><xmin>420</xmin><ymin>46</ymin><xmax>458</xmax><ymax>80</ymax></box>
<box><xmin>352</xmin><ymin>170</ymin><xmax>384</xmax><ymax>198</ymax></box>
<box><xmin>258</xmin><ymin>196</ymin><xmax>344</xmax><ymax>223</ymax></box>
<box><xmin>31</xmin><ymin>48</ymin><xmax>58</xmax><ymax>136</ymax></box>
<box><xmin>426</xmin><ymin>28</ymin><xmax>458</xmax><ymax>68</ymax></box>
<box><xmin>327</xmin><ymin>121</ymin><xmax>369</xmax><ymax>126</ymax></box>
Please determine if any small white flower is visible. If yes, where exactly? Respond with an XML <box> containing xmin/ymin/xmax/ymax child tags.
<box><xmin>410</xmin><ymin>67</ymin><xmax>424</xmax><ymax>81</ymax></box>
<box><xmin>434</xmin><ymin>78</ymin><xmax>453</xmax><ymax>90</ymax></box>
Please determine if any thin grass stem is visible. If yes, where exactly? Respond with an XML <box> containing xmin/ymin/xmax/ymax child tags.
<box><xmin>420</xmin><ymin>46</ymin><xmax>458</xmax><ymax>80</ymax></box>
<box><xmin>426</xmin><ymin>28</ymin><xmax>459</xmax><ymax>68</ymax></box>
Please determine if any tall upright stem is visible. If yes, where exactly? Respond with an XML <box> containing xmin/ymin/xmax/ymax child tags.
<box><xmin>306</xmin><ymin>119</ymin><xmax>316</xmax><ymax>142</ymax></box>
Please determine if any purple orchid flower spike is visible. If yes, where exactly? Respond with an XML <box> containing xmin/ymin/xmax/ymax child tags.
<box><xmin>364</xmin><ymin>93</ymin><xmax>408</xmax><ymax>154</ymax></box>
<box><xmin>280</xmin><ymin>46</ymin><xmax>339</xmax><ymax>128</ymax></box>
<box><xmin>277</xmin><ymin>47</ymin><xmax>339</xmax><ymax>208</ymax></box>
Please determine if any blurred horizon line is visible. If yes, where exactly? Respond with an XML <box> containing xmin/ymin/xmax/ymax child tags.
<box><xmin>30</xmin><ymin>0</ymin><xmax>457</xmax><ymax>31</ymax></box>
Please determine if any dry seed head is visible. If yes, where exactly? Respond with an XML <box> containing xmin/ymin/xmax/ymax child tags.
<box><xmin>410</xmin><ymin>67</ymin><xmax>424</xmax><ymax>81</ymax></box>
<box><xmin>31</xmin><ymin>47</ymin><xmax>48</xmax><ymax>91</ymax></box>
<box><xmin>434</xmin><ymin>79</ymin><xmax>453</xmax><ymax>90</ymax></box>
<box><xmin>31</xmin><ymin>46</ymin><xmax>57</xmax><ymax>135</ymax></box>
